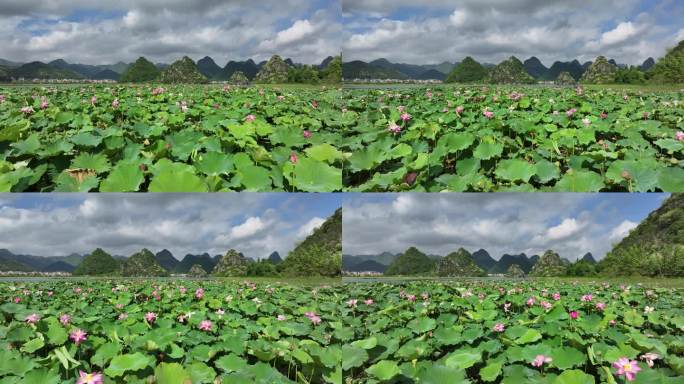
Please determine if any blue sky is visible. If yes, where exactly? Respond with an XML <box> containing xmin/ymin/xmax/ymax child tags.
<box><xmin>342</xmin><ymin>0</ymin><xmax>684</xmax><ymax>65</ymax></box>
<box><xmin>0</xmin><ymin>0</ymin><xmax>342</xmax><ymax>64</ymax></box>
<box><xmin>343</xmin><ymin>193</ymin><xmax>669</xmax><ymax>260</ymax></box>
<box><xmin>0</xmin><ymin>194</ymin><xmax>340</xmax><ymax>260</ymax></box>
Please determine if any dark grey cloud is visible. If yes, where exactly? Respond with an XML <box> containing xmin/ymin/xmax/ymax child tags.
<box><xmin>0</xmin><ymin>194</ymin><xmax>332</xmax><ymax>260</ymax></box>
<box><xmin>342</xmin><ymin>194</ymin><xmax>645</xmax><ymax>261</ymax></box>
<box><xmin>342</xmin><ymin>0</ymin><xmax>684</xmax><ymax>65</ymax></box>
<box><xmin>0</xmin><ymin>0</ymin><xmax>341</xmax><ymax>64</ymax></box>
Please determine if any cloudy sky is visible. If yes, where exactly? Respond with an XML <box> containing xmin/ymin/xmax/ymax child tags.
<box><xmin>342</xmin><ymin>0</ymin><xmax>684</xmax><ymax>65</ymax></box>
<box><xmin>0</xmin><ymin>0</ymin><xmax>341</xmax><ymax>65</ymax></box>
<box><xmin>0</xmin><ymin>194</ymin><xmax>340</xmax><ymax>260</ymax></box>
<box><xmin>343</xmin><ymin>193</ymin><xmax>669</xmax><ymax>261</ymax></box>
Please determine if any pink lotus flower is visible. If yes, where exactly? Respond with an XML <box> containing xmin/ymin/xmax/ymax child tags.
<box><xmin>407</xmin><ymin>294</ymin><xmax>416</xmax><ymax>302</ymax></box>
<box><xmin>581</xmin><ymin>294</ymin><xmax>593</xmax><ymax>302</ymax></box>
<box><xmin>400</xmin><ymin>113</ymin><xmax>412</xmax><ymax>122</ymax></box>
<box><xmin>531</xmin><ymin>355</ymin><xmax>552</xmax><ymax>367</ymax></box>
<box><xmin>397</xmin><ymin>105</ymin><xmax>406</xmax><ymax>113</ymax></box>
<box><xmin>277</xmin><ymin>315</ymin><xmax>286</xmax><ymax>321</ymax></box>
<box><xmin>179</xmin><ymin>286</ymin><xmax>187</xmax><ymax>295</ymax></box>
<box><xmin>91</xmin><ymin>96</ymin><xmax>97</xmax><ymax>105</ymax></box>
<box><xmin>199</xmin><ymin>320</ymin><xmax>213</xmax><ymax>332</ymax></box>
<box><xmin>640</xmin><ymin>353</ymin><xmax>659</xmax><ymax>368</ymax></box>
<box><xmin>600</xmin><ymin>112</ymin><xmax>608</xmax><ymax>119</ymax></box>
<box><xmin>609</xmin><ymin>319</ymin><xmax>616</xmax><ymax>326</ymax></box>
<box><xmin>77</xmin><ymin>371</ymin><xmax>103</xmax><ymax>384</ymax></box>
<box><xmin>245</xmin><ymin>114</ymin><xmax>256</xmax><ymax>122</ymax></box>
<box><xmin>21</xmin><ymin>106</ymin><xmax>35</xmax><ymax>114</ymax></box>
<box><xmin>421</xmin><ymin>292</ymin><xmax>429</xmax><ymax>301</ymax></box>
<box><xmin>277</xmin><ymin>95</ymin><xmax>285</xmax><ymax>101</ymax></box>
<box><xmin>0</xmin><ymin>95</ymin><xmax>5</xmax><ymax>103</ymax></box>
<box><xmin>582</xmin><ymin>118</ymin><xmax>591</xmax><ymax>126</ymax></box>
<box><xmin>643</xmin><ymin>111</ymin><xmax>649</xmax><ymax>119</ymax></box>
<box><xmin>195</xmin><ymin>288</ymin><xmax>204</xmax><ymax>300</ymax></box>
<box><xmin>59</xmin><ymin>314</ymin><xmax>71</xmax><ymax>326</ymax></box>
<box><xmin>70</xmin><ymin>329</ymin><xmax>87</xmax><ymax>346</ymax></box>
<box><xmin>493</xmin><ymin>323</ymin><xmax>505</xmax><ymax>332</ymax></box>
<box><xmin>613</xmin><ymin>357</ymin><xmax>641</xmax><ymax>381</ymax></box>
<box><xmin>675</xmin><ymin>131</ymin><xmax>684</xmax><ymax>142</ymax></box>
<box><xmin>145</xmin><ymin>312</ymin><xmax>157</xmax><ymax>323</ymax></box>
<box><xmin>526</xmin><ymin>297</ymin><xmax>535</xmax><ymax>306</ymax></box>
<box><xmin>40</xmin><ymin>97</ymin><xmax>49</xmax><ymax>110</ymax></box>
<box><xmin>569</xmin><ymin>311</ymin><xmax>579</xmax><ymax>319</ymax></box>
<box><xmin>455</xmin><ymin>106</ymin><xmax>464</xmax><ymax>114</ymax></box>
<box><xmin>304</xmin><ymin>312</ymin><xmax>321</xmax><ymax>325</ymax></box>
<box><xmin>503</xmin><ymin>303</ymin><xmax>511</xmax><ymax>313</ymax></box>
<box><xmin>151</xmin><ymin>87</ymin><xmax>165</xmax><ymax>96</ymax></box>
<box><xmin>118</xmin><ymin>313</ymin><xmax>128</xmax><ymax>321</ymax></box>
<box><xmin>25</xmin><ymin>313</ymin><xmax>40</xmax><ymax>324</ymax></box>
<box><xmin>13</xmin><ymin>297</ymin><xmax>21</xmax><ymax>303</ymax></box>
<box><xmin>623</xmin><ymin>95</ymin><xmax>629</xmax><ymax>100</ymax></box>
<box><xmin>341</xmin><ymin>107</ymin><xmax>348</xmax><ymax>113</ymax></box>
<box><xmin>540</xmin><ymin>301</ymin><xmax>552</xmax><ymax>310</ymax></box>
<box><xmin>311</xmin><ymin>100</ymin><xmax>318</xmax><ymax>109</ymax></box>
<box><xmin>566</xmin><ymin>108</ymin><xmax>577</xmax><ymax>117</ymax></box>
<box><xmin>112</xmin><ymin>99</ymin><xmax>119</xmax><ymax>109</ymax></box>
<box><xmin>216</xmin><ymin>309</ymin><xmax>225</xmax><ymax>317</ymax></box>
<box><xmin>303</xmin><ymin>130</ymin><xmax>311</xmax><ymax>139</ymax></box>
<box><xmin>388</xmin><ymin>122</ymin><xmax>401</xmax><ymax>134</ymax></box>
<box><xmin>364</xmin><ymin>299</ymin><xmax>374</xmax><ymax>305</ymax></box>
<box><xmin>483</xmin><ymin>110</ymin><xmax>494</xmax><ymax>119</ymax></box>
<box><xmin>289</xmin><ymin>152</ymin><xmax>298</xmax><ymax>164</ymax></box>
<box><xmin>552</xmin><ymin>293</ymin><xmax>561</xmax><ymax>301</ymax></box>
<box><xmin>179</xmin><ymin>101</ymin><xmax>188</xmax><ymax>113</ymax></box>
<box><xmin>347</xmin><ymin>299</ymin><xmax>358</xmax><ymax>308</ymax></box>
<box><xmin>596</xmin><ymin>302</ymin><xmax>606</xmax><ymax>311</ymax></box>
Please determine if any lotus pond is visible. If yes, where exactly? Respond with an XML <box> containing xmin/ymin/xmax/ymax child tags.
<box><xmin>341</xmin><ymin>86</ymin><xmax>684</xmax><ymax>192</ymax></box>
<box><xmin>341</xmin><ymin>280</ymin><xmax>684</xmax><ymax>383</ymax></box>
<box><xmin>0</xmin><ymin>279</ymin><xmax>343</xmax><ymax>383</ymax></box>
<box><xmin>0</xmin><ymin>85</ymin><xmax>346</xmax><ymax>192</ymax></box>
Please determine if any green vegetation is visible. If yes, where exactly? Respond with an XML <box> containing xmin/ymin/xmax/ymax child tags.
<box><xmin>385</xmin><ymin>247</ymin><xmax>435</xmax><ymax>276</ymax></box>
<box><xmin>158</xmin><ymin>56</ymin><xmax>208</xmax><ymax>84</ymax></box>
<box><xmin>580</xmin><ymin>56</ymin><xmax>618</xmax><ymax>84</ymax></box>
<box><xmin>0</xmin><ymin>279</ymin><xmax>342</xmax><ymax>383</ymax></box>
<box><xmin>435</xmin><ymin>248</ymin><xmax>486</xmax><ymax>277</ymax></box>
<box><xmin>228</xmin><ymin>70</ymin><xmax>249</xmax><ymax>85</ymax></box>
<box><xmin>529</xmin><ymin>250</ymin><xmax>567</xmax><ymax>277</ymax></box>
<box><xmin>0</xmin><ymin>85</ymin><xmax>344</xmax><ymax>192</ymax></box>
<box><xmin>187</xmin><ymin>264</ymin><xmax>208</xmax><ymax>277</ymax></box>
<box><xmin>341</xmin><ymin>279</ymin><xmax>684</xmax><ymax>383</ymax></box>
<box><xmin>615</xmin><ymin>67</ymin><xmax>646</xmax><ymax>84</ymax></box>
<box><xmin>554</xmin><ymin>71</ymin><xmax>576</xmax><ymax>85</ymax></box>
<box><xmin>488</xmin><ymin>56</ymin><xmax>535</xmax><ymax>84</ymax></box>
<box><xmin>72</xmin><ymin>248</ymin><xmax>119</xmax><ymax>276</ymax></box>
<box><xmin>445</xmin><ymin>56</ymin><xmax>488</xmax><ymax>83</ymax></box>
<box><xmin>121</xmin><ymin>249</ymin><xmax>169</xmax><ymax>277</ymax></box>
<box><xmin>281</xmin><ymin>208</ymin><xmax>342</xmax><ymax>277</ymax></box>
<box><xmin>649</xmin><ymin>40</ymin><xmax>684</xmax><ymax>83</ymax></box>
<box><xmin>506</xmin><ymin>263</ymin><xmax>526</xmax><ymax>278</ymax></box>
<box><xmin>211</xmin><ymin>249</ymin><xmax>250</xmax><ymax>277</ymax></box>
<box><xmin>120</xmin><ymin>57</ymin><xmax>160</xmax><ymax>83</ymax></box>
<box><xmin>599</xmin><ymin>194</ymin><xmax>684</xmax><ymax>277</ymax></box>
<box><xmin>341</xmin><ymin>85</ymin><xmax>683</xmax><ymax>192</ymax></box>
<box><xmin>254</xmin><ymin>55</ymin><xmax>290</xmax><ymax>84</ymax></box>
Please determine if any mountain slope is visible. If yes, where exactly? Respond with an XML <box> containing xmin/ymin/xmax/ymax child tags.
<box><xmin>155</xmin><ymin>249</ymin><xmax>179</xmax><ymax>271</ymax></box>
<box><xmin>523</xmin><ymin>57</ymin><xmax>548</xmax><ymax>78</ymax></box>
<box><xmin>121</xmin><ymin>249</ymin><xmax>169</xmax><ymax>277</ymax></box>
<box><xmin>73</xmin><ymin>248</ymin><xmax>119</xmax><ymax>276</ymax></box>
<box><xmin>649</xmin><ymin>40</ymin><xmax>684</xmax><ymax>83</ymax></box>
<box><xmin>488</xmin><ymin>56</ymin><xmax>535</xmax><ymax>84</ymax></box>
<box><xmin>436</xmin><ymin>248</ymin><xmax>486</xmax><ymax>277</ymax></box>
<box><xmin>489</xmin><ymin>253</ymin><xmax>536</xmax><ymax>274</ymax></box>
<box><xmin>197</xmin><ymin>56</ymin><xmax>222</xmax><ymax>79</ymax></box>
<box><xmin>600</xmin><ymin>194</ymin><xmax>684</xmax><ymax>276</ymax></box>
<box><xmin>120</xmin><ymin>57</ymin><xmax>159</xmax><ymax>83</ymax></box>
<box><xmin>385</xmin><ymin>247</ymin><xmax>435</xmax><ymax>276</ymax></box>
<box><xmin>342</xmin><ymin>60</ymin><xmax>408</xmax><ymax>80</ymax></box>
<box><xmin>281</xmin><ymin>208</ymin><xmax>342</xmax><ymax>277</ymax></box>
<box><xmin>471</xmin><ymin>249</ymin><xmax>497</xmax><ymax>271</ymax></box>
<box><xmin>12</xmin><ymin>61</ymin><xmax>83</xmax><ymax>79</ymax></box>
<box><xmin>159</xmin><ymin>56</ymin><xmax>208</xmax><ymax>84</ymax></box>
<box><xmin>174</xmin><ymin>253</ymin><xmax>217</xmax><ymax>274</ymax></box>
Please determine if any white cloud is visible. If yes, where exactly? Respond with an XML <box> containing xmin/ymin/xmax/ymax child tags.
<box><xmin>609</xmin><ymin>220</ymin><xmax>638</xmax><ymax>242</ymax></box>
<box><xmin>600</xmin><ymin>22</ymin><xmax>639</xmax><ymax>45</ymax></box>
<box><xmin>546</xmin><ymin>218</ymin><xmax>584</xmax><ymax>240</ymax></box>
<box><xmin>0</xmin><ymin>0</ymin><xmax>341</xmax><ymax>64</ymax></box>
<box><xmin>297</xmin><ymin>217</ymin><xmax>325</xmax><ymax>238</ymax></box>
<box><xmin>228</xmin><ymin>216</ymin><xmax>268</xmax><ymax>239</ymax></box>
